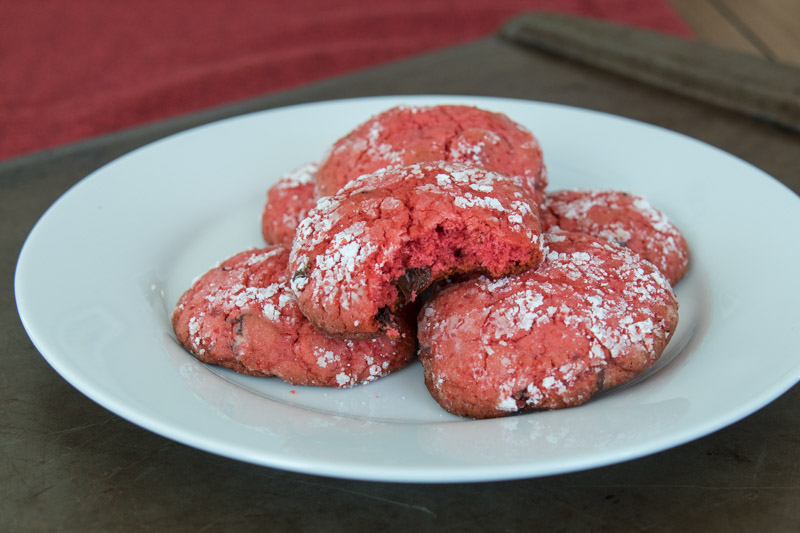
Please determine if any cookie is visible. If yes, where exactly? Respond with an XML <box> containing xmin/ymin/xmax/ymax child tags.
<box><xmin>172</xmin><ymin>246</ymin><xmax>416</xmax><ymax>387</ymax></box>
<box><xmin>261</xmin><ymin>162</ymin><xmax>318</xmax><ymax>246</ymax></box>
<box><xmin>541</xmin><ymin>189</ymin><xmax>689</xmax><ymax>285</ymax></box>
<box><xmin>289</xmin><ymin>161</ymin><xmax>545</xmax><ymax>339</ymax></box>
<box><xmin>315</xmin><ymin>105</ymin><xmax>547</xmax><ymax>203</ymax></box>
<box><xmin>418</xmin><ymin>231</ymin><xmax>679</xmax><ymax>419</ymax></box>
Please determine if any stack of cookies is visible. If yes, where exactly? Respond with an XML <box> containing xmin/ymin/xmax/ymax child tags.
<box><xmin>172</xmin><ymin>105</ymin><xmax>688</xmax><ymax>419</ymax></box>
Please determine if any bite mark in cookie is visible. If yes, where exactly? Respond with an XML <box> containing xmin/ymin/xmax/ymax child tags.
<box><xmin>289</xmin><ymin>161</ymin><xmax>545</xmax><ymax>339</ymax></box>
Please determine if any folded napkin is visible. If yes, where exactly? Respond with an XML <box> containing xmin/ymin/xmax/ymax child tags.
<box><xmin>502</xmin><ymin>13</ymin><xmax>800</xmax><ymax>133</ymax></box>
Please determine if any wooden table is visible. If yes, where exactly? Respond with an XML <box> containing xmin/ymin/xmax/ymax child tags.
<box><xmin>2</xmin><ymin>14</ymin><xmax>799</xmax><ymax>532</ymax></box>
<box><xmin>669</xmin><ymin>0</ymin><xmax>800</xmax><ymax>65</ymax></box>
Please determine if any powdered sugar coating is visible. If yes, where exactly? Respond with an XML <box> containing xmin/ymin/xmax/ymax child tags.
<box><xmin>290</xmin><ymin>161</ymin><xmax>545</xmax><ymax>339</ymax></box>
<box><xmin>315</xmin><ymin>105</ymin><xmax>547</xmax><ymax>203</ymax></box>
<box><xmin>172</xmin><ymin>246</ymin><xmax>415</xmax><ymax>387</ymax></box>
<box><xmin>542</xmin><ymin>189</ymin><xmax>689</xmax><ymax>285</ymax></box>
<box><xmin>418</xmin><ymin>231</ymin><xmax>679</xmax><ymax>419</ymax></box>
<box><xmin>261</xmin><ymin>162</ymin><xmax>319</xmax><ymax>246</ymax></box>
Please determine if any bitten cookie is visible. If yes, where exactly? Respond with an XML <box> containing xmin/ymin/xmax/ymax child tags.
<box><xmin>315</xmin><ymin>105</ymin><xmax>547</xmax><ymax>204</ymax></box>
<box><xmin>172</xmin><ymin>246</ymin><xmax>416</xmax><ymax>387</ymax></box>
<box><xmin>418</xmin><ymin>231</ymin><xmax>679</xmax><ymax>419</ymax></box>
<box><xmin>289</xmin><ymin>161</ymin><xmax>545</xmax><ymax>339</ymax></box>
<box><xmin>541</xmin><ymin>189</ymin><xmax>689</xmax><ymax>285</ymax></box>
<box><xmin>261</xmin><ymin>162</ymin><xmax>318</xmax><ymax>246</ymax></box>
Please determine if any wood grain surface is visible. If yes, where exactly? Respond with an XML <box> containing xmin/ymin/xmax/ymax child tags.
<box><xmin>670</xmin><ymin>0</ymin><xmax>800</xmax><ymax>65</ymax></box>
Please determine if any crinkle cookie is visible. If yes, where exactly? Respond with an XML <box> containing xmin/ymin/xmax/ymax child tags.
<box><xmin>418</xmin><ymin>231</ymin><xmax>679</xmax><ymax>419</ymax></box>
<box><xmin>541</xmin><ymin>189</ymin><xmax>689</xmax><ymax>285</ymax></box>
<box><xmin>315</xmin><ymin>105</ymin><xmax>547</xmax><ymax>203</ymax></box>
<box><xmin>172</xmin><ymin>246</ymin><xmax>416</xmax><ymax>387</ymax></box>
<box><xmin>289</xmin><ymin>162</ymin><xmax>545</xmax><ymax>339</ymax></box>
<box><xmin>261</xmin><ymin>162</ymin><xmax>318</xmax><ymax>246</ymax></box>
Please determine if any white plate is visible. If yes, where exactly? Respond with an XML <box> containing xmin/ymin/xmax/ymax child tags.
<box><xmin>15</xmin><ymin>95</ymin><xmax>800</xmax><ymax>483</ymax></box>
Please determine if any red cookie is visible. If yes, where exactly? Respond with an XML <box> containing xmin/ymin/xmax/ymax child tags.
<box><xmin>289</xmin><ymin>161</ymin><xmax>545</xmax><ymax>339</ymax></box>
<box><xmin>418</xmin><ymin>231</ymin><xmax>679</xmax><ymax>419</ymax></box>
<box><xmin>172</xmin><ymin>246</ymin><xmax>416</xmax><ymax>387</ymax></box>
<box><xmin>541</xmin><ymin>189</ymin><xmax>689</xmax><ymax>285</ymax></box>
<box><xmin>315</xmin><ymin>105</ymin><xmax>547</xmax><ymax>203</ymax></box>
<box><xmin>261</xmin><ymin>162</ymin><xmax>318</xmax><ymax>246</ymax></box>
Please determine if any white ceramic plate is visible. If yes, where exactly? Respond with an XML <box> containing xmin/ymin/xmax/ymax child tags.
<box><xmin>15</xmin><ymin>96</ymin><xmax>800</xmax><ymax>483</ymax></box>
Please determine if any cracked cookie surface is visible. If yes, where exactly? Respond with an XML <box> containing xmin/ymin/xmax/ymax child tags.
<box><xmin>417</xmin><ymin>231</ymin><xmax>679</xmax><ymax>419</ymax></box>
<box><xmin>315</xmin><ymin>105</ymin><xmax>547</xmax><ymax>204</ymax></box>
<box><xmin>541</xmin><ymin>189</ymin><xmax>689</xmax><ymax>285</ymax></box>
<box><xmin>172</xmin><ymin>246</ymin><xmax>416</xmax><ymax>387</ymax></box>
<box><xmin>289</xmin><ymin>161</ymin><xmax>545</xmax><ymax>339</ymax></box>
<box><xmin>261</xmin><ymin>162</ymin><xmax>319</xmax><ymax>246</ymax></box>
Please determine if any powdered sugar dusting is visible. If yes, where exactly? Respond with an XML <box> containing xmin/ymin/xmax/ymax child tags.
<box><xmin>316</xmin><ymin>104</ymin><xmax>547</xmax><ymax>198</ymax></box>
<box><xmin>173</xmin><ymin>246</ymin><xmax>414</xmax><ymax>388</ymax></box>
<box><xmin>306</xmin><ymin>221</ymin><xmax>378</xmax><ymax>313</ymax></box>
<box><xmin>335</xmin><ymin>371</ymin><xmax>355</xmax><ymax>387</ymax></box>
<box><xmin>275</xmin><ymin>161</ymin><xmax>318</xmax><ymax>189</ymax></box>
<box><xmin>244</xmin><ymin>247</ymin><xmax>285</xmax><ymax>266</ymax></box>
<box><xmin>419</xmin><ymin>231</ymin><xmax>679</xmax><ymax>417</ymax></box>
<box><xmin>316</xmin><ymin>348</ymin><xmax>339</xmax><ymax>368</ymax></box>
<box><xmin>289</xmin><ymin>161</ymin><xmax>543</xmax><ymax>333</ymax></box>
<box><xmin>543</xmin><ymin>189</ymin><xmax>689</xmax><ymax>284</ymax></box>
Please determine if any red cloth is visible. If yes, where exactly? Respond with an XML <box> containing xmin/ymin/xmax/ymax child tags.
<box><xmin>0</xmin><ymin>1</ymin><xmax>691</xmax><ymax>160</ymax></box>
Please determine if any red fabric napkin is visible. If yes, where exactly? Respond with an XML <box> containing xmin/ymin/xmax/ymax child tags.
<box><xmin>0</xmin><ymin>1</ymin><xmax>691</xmax><ymax>160</ymax></box>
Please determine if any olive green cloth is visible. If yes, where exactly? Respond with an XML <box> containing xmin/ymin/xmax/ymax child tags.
<box><xmin>502</xmin><ymin>12</ymin><xmax>800</xmax><ymax>133</ymax></box>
